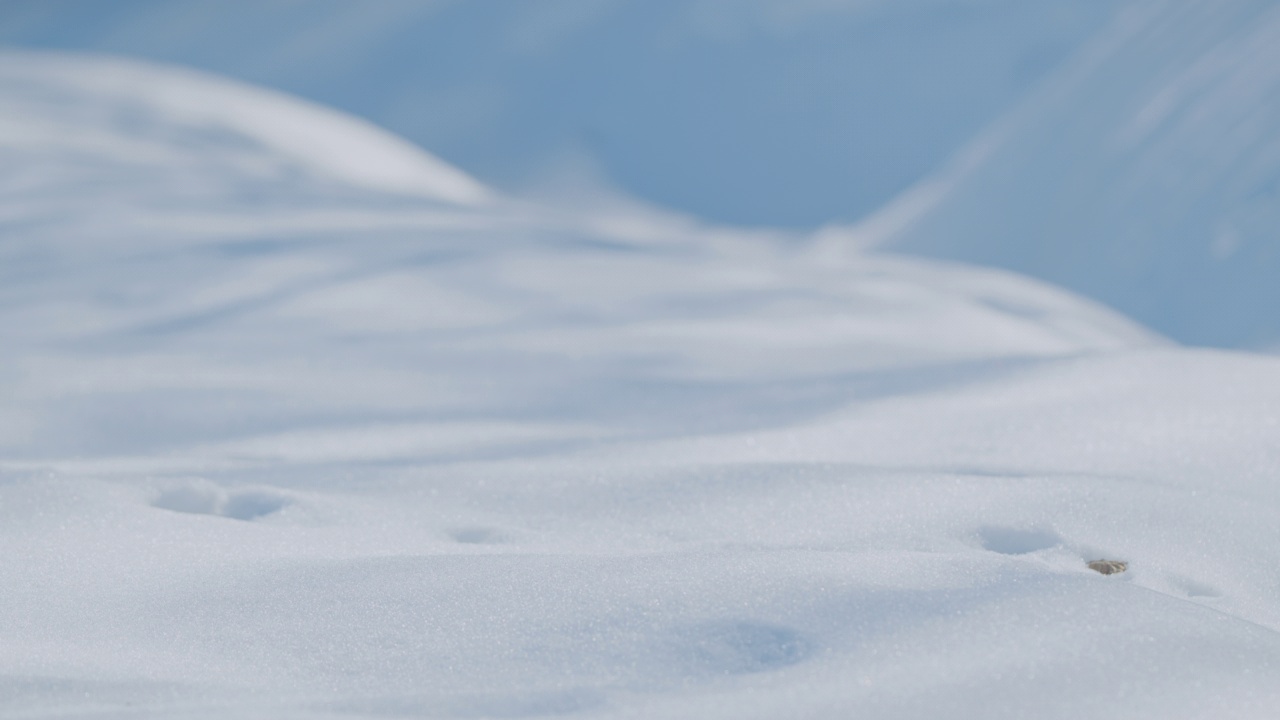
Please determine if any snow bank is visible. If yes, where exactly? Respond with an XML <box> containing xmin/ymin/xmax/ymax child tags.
<box><xmin>3</xmin><ymin>52</ymin><xmax>1280</xmax><ymax>719</ymax></box>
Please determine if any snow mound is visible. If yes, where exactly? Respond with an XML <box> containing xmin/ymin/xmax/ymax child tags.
<box><xmin>3</xmin><ymin>51</ymin><xmax>1280</xmax><ymax>719</ymax></box>
<box><xmin>879</xmin><ymin>0</ymin><xmax>1280</xmax><ymax>348</ymax></box>
<box><xmin>0</xmin><ymin>50</ymin><xmax>490</xmax><ymax>205</ymax></box>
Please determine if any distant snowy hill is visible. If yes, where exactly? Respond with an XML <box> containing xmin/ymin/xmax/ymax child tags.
<box><xmin>5</xmin><ymin>52</ymin><xmax>1280</xmax><ymax>720</ymax></box>
<box><xmin>0</xmin><ymin>51</ymin><xmax>489</xmax><ymax>207</ymax></box>
<box><xmin>880</xmin><ymin>0</ymin><xmax>1280</xmax><ymax>347</ymax></box>
<box><xmin>0</xmin><ymin>0</ymin><xmax>1117</xmax><ymax>226</ymax></box>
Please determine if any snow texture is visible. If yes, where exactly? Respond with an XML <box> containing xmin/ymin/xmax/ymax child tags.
<box><xmin>3</xmin><ymin>51</ymin><xmax>1280</xmax><ymax>720</ymax></box>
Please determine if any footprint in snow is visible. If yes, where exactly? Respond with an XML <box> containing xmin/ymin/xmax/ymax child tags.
<box><xmin>978</xmin><ymin>526</ymin><xmax>1063</xmax><ymax>555</ymax></box>
<box><xmin>1176</xmin><ymin>577</ymin><xmax>1221</xmax><ymax>598</ymax></box>
<box><xmin>151</xmin><ymin>479</ymin><xmax>291</xmax><ymax>521</ymax></box>
<box><xmin>449</xmin><ymin>526</ymin><xmax>505</xmax><ymax>544</ymax></box>
<box><xmin>675</xmin><ymin>620</ymin><xmax>811</xmax><ymax>676</ymax></box>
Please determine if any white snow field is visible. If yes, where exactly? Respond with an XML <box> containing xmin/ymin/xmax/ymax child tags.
<box><xmin>880</xmin><ymin>0</ymin><xmax>1280</xmax><ymax>348</ymax></box>
<box><xmin>3</xmin><ymin>52</ymin><xmax>1280</xmax><ymax>719</ymax></box>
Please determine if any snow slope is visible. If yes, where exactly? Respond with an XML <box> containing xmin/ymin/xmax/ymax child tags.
<box><xmin>0</xmin><ymin>51</ymin><xmax>489</xmax><ymax>206</ymax></box>
<box><xmin>880</xmin><ymin>0</ymin><xmax>1280</xmax><ymax>348</ymax></box>
<box><xmin>0</xmin><ymin>0</ymin><xmax>1117</xmax><ymax>226</ymax></box>
<box><xmin>4</xmin><ymin>53</ymin><xmax>1280</xmax><ymax>719</ymax></box>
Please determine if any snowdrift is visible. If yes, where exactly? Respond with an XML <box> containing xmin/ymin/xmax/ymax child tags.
<box><xmin>882</xmin><ymin>0</ymin><xmax>1280</xmax><ymax>348</ymax></box>
<box><xmin>3</xmin><ymin>52</ymin><xmax>1280</xmax><ymax>719</ymax></box>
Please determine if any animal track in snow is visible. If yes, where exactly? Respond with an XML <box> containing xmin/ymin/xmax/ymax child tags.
<box><xmin>1178</xmin><ymin>579</ymin><xmax>1221</xmax><ymax>599</ymax></box>
<box><xmin>151</xmin><ymin>479</ymin><xmax>291</xmax><ymax>521</ymax></box>
<box><xmin>1155</xmin><ymin>575</ymin><xmax>1222</xmax><ymax>599</ymax></box>
<box><xmin>449</xmin><ymin>526</ymin><xmax>505</xmax><ymax>544</ymax></box>
<box><xmin>978</xmin><ymin>526</ymin><xmax>1062</xmax><ymax>555</ymax></box>
<box><xmin>677</xmin><ymin>620</ymin><xmax>811</xmax><ymax>676</ymax></box>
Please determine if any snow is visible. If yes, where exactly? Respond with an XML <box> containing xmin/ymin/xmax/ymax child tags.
<box><xmin>4</xmin><ymin>51</ymin><xmax>1280</xmax><ymax>719</ymax></box>
<box><xmin>0</xmin><ymin>51</ymin><xmax>490</xmax><ymax>205</ymax></box>
<box><xmin>0</xmin><ymin>0</ymin><xmax>1118</xmax><ymax>226</ymax></box>
<box><xmin>878</xmin><ymin>0</ymin><xmax>1280</xmax><ymax>348</ymax></box>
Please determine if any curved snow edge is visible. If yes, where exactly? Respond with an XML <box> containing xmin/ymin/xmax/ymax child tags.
<box><xmin>0</xmin><ymin>50</ymin><xmax>492</xmax><ymax>205</ymax></box>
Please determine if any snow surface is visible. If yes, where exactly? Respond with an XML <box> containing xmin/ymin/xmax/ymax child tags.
<box><xmin>879</xmin><ymin>0</ymin><xmax>1280</xmax><ymax>348</ymax></box>
<box><xmin>4</xmin><ymin>52</ymin><xmax>1280</xmax><ymax>719</ymax></box>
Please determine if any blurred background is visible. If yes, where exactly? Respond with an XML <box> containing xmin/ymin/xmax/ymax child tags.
<box><xmin>3</xmin><ymin>0</ymin><xmax>1278</xmax><ymax>349</ymax></box>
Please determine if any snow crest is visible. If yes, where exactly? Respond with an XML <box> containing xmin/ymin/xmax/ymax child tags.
<box><xmin>0</xmin><ymin>51</ymin><xmax>490</xmax><ymax>205</ymax></box>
